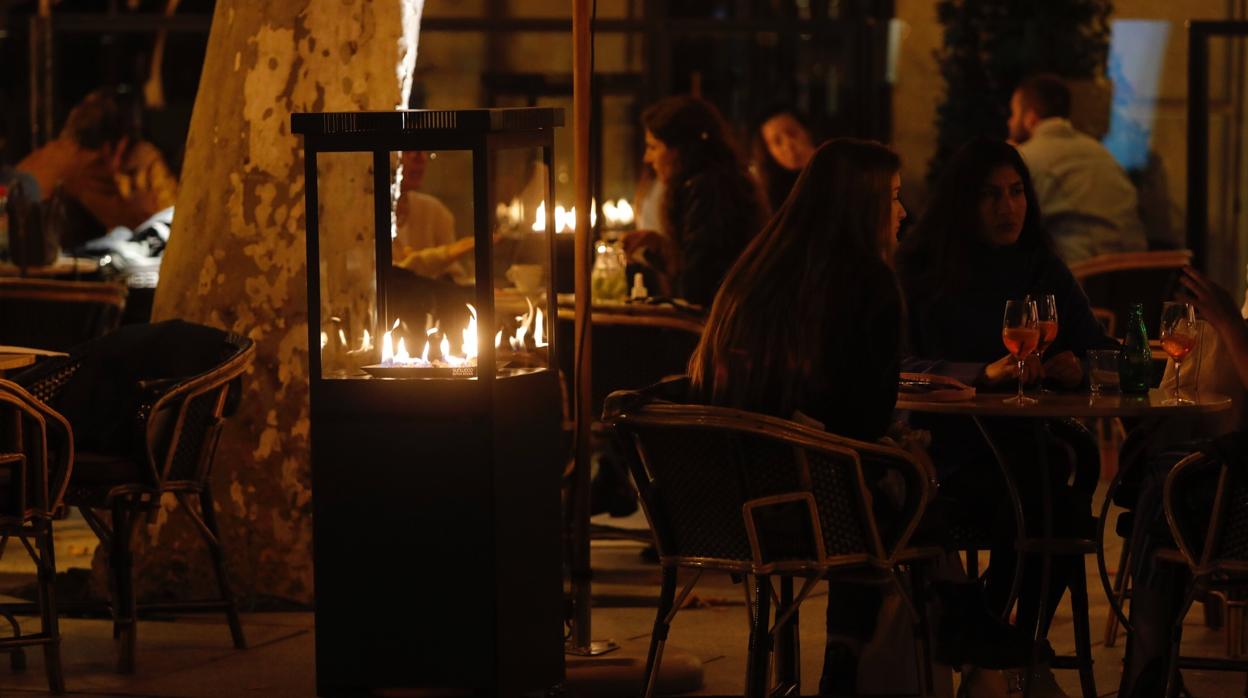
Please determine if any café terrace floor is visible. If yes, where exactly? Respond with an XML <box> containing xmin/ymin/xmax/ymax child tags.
<box><xmin>1</xmin><ymin>490</ymin><xmax>1244</xmax><ymax>697</ymax></box>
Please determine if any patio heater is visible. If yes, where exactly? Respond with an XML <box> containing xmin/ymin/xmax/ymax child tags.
<box><xmin>292</xmin><ymin>108</ymin><xmax>565</xmax><ymax>697</ymax></box>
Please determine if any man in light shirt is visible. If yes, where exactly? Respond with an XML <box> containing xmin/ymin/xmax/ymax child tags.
<box><xmin>1008</xmin><ymin>74</ymin><xmax>1147</xmax><ymax>264</ymax></box>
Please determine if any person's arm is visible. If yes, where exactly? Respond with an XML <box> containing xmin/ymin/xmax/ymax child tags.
<box><xmin>1180</xmin><ymin>267</ymin><xmax>1248</xmax><ymax>391</ymax></box>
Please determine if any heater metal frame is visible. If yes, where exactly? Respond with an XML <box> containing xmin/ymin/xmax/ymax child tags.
<box><xmin>293</xmin><ymin>107</ymin><xmax>566</xmax><ymax>698</ymax></box>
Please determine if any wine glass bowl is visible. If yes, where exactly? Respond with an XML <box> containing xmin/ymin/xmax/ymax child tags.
<box><xmin>1159</xmin><ymin>302</ymin><xmax>1197</xmax><ymax>405</ymax></box>
<box><xmin>1002</xmin><ymin>299</ymin><xmax>1040</xmax><ymax>406</ymax></box>
<box><xmin>1027</xmin><ymin>293</ymin><xmax>1059</xmax><ymax>394</ymax></box>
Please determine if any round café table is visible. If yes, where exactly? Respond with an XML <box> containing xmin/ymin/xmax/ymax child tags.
<box><xmin>0</xmin><ymin>354</ymin><xmax>35</xmax><ymax>376</ymax></box>
<box><xmin>898</xmin><ymin>388</ymin><xmax>1231</xmax><ymax>697</ymax></box>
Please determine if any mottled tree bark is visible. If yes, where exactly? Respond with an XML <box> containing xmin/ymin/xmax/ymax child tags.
<box><xmin>134</xmin><ymin>0</ymin><xmax>422</xmax><ymax>604</ymax></box>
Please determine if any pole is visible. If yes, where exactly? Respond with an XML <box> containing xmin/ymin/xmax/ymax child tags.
<box><xmin>567</xmin><ymin>0</ymin><xmax>616</xmax><ymax>657</ymax></box>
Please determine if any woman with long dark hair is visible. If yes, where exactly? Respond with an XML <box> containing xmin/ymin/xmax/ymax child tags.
<box><xmin>633</xmin><ymin>95</ymin><xmax>767</xmax><ymax>307</ymax></box>
<box><xmin>690</xmin><ymin>138</ymin><xmax>907</xmax><ymax>693</ymax></box>
<box><xmin>749</xmin><ymin>104</ymin><xmax>818</xmax><ymax>213</ymax></box>
<box><xmin>897</xmin><ymin>138</ymin><xmax>1116</xmax><ymax>692</ymax></box>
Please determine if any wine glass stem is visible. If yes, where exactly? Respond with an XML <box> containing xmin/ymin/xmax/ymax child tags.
<box><xmin>1174</xmin><ymin>360</ymin><xmax>1181</xmax><ymax>402</ymax></box>
<box><xmin>1017</xmin><ymin>358</ymin><xmax>1025</xmax><ymax>403</ymax></box>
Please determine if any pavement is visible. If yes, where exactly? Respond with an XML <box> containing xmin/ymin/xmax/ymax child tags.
<box><xmin>1</xmin><ymin>495</ymin><xmax>1245</xmax><ymax>696</ymax></box>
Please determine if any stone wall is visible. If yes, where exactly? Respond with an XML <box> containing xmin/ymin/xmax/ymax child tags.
<box><xmin>140</xmin><ymin>0</ymin><xmax>421</xmax><ymax>604</ymax></box>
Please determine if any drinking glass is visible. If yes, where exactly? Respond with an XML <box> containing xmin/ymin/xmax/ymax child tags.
<box><xmin>1159</xmin><ymin>301</ymin><xmax>1197</xmax><ymax>404</ymax></box>
<box><xmin>1002</xmin><ymin>299</ymin><xmax>1040</xmax><ymax>406</ymax></box>
<box><xmin>1027</xmin><ymin>293</ymin><xmax>1059</xmax><ymax>393</ymax></box>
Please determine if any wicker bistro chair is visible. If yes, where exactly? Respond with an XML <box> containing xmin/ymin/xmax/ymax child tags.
<box><xmin>17</xmin><ymin>329</ymin><xmax>254</xmax><ymax>673</ymax></box>
<box><xmin>1157</xmin><ymin>451</ymin><xmax>1248</xmax><ymax>694</ymax></box>
<box><xmin>0</xmin><ymin>379</ymin><xmax>73</xmax><ymax>693</ymax></box>
<box><xmin>605</xmin><ymin>396</ymin><xmax>941</xmax><ymax>698</ymax></box>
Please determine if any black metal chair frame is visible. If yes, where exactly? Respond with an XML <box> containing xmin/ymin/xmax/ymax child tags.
<box><xmin>608</xmin><ymin>400</ymin><xmax>940</xmax><ymax>698</ymax></box>
<box><xmin>20</xmin><ymin>332</ymin><xmax>254</xmax><ymax>673</ymax></box>
<box><xmin>1159</xmin><ymin>452</ymin><xmax>1248</xmax><ymax>695</ymax></box>
<box><xmin>0</xmin><ymin>378</ymin><xmax>73</xmax><ymax>693</ymax></box>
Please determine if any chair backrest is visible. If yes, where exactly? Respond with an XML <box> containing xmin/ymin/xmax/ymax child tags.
<box><xmin>607</xmin><ymin>400</ymin><xmax>932</xmax><ymax>576</ymax></box>
<box><xmin>11</xmin><ymin>322</ymin><xmax>254</xmax><ymax>490</ymax></box>
<box><xmin>0</xmin><ymin>379</ymin><xmax>73</xmax><ymax>520</ymax></box>
<box><xmin>142</xmin><ymin>333</ymin><xmax>254</xmax><ymax>487</ymax></box>
<box><xmin>0</xmin><ymin>278</ymin><xmax>127</xmax><ymax>351</ymax></box>
<box><xmin>556</xmin><ymin>309</ymin><xmax>704</xmax><ymax>417</ymax></box>
<box><xmin>1163</xmin><ymin>451</ymin><xmax>1248</xmax><ymax>576</ymax></box>
<box><xmin>1068</xmin><ymin>250</ymin><xmax>1192</xmax><ymax>339</ymax></box>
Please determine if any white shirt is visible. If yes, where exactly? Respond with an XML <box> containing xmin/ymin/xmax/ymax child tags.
<box><xmin>392</xmin><ymin>190</ymin><xmax>465</xmax><ymax>281</ymax></box>
<box><xmin>1017</xmin><ymin>118</ymin><xmax>1147</xmax><ymax>264</ymax></box>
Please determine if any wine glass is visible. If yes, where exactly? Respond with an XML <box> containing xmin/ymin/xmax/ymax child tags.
<box><xmin>1027</xmin><ymin>293</ymin><xmax>1059</xmax><ymax>393</ymax></box>
<box><xmin>1002</xmin><ymin>299</ymin><xmax>1040</xmax><ymax>406</ymax></box>
<box><xmin>1159</xmin><ymin>301</ymin><xmax>1198</xmax><ymax>405</ymax></box>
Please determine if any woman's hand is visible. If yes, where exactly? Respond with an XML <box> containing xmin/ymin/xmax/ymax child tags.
<box><xmin>1042</xmin><ymin>350</ymin><xmax>1083</xmax><ymax>388</ymax></box>
<box><xmin>1179</xmin><ymin>266</ymin><xmax>1242</xmax><ymax>332</ymax></box>
<box><xmin>983</xmin><ymin>354</ymin><xmax>1043</xmax><ymax>385</ymax></box>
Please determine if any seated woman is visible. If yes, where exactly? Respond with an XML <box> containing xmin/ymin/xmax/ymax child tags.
<box><xmin>626</xmin><ymin>95</ymin><xmax>767</xmax><ymax>307</ymax></box>
<box><xmin>1119</xmin><ymin>267</ymin><xmax>1248</xmax><ymax>697</ymax></box>
<box><xmin>688</xmin><ymin>137</ymin><xmax>905</xmax><ymax>694</ymax></box>
<box><xmin>750</xmin><ymin>104</ymin><xmax>818</xmax><ymax>212</ymax></box>
<box><xmin>896</xmin><ymin>137</ymin><xmax>1117</xmax><ymax>692</ymax></box>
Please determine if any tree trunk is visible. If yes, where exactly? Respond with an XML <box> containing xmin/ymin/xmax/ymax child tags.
<box><xmin>135</xmin><ymin>0</ymin><xmax>422</xmax><ymax>604</ymax></box>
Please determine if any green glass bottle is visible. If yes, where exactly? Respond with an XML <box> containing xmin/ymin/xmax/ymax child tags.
<box><xmin>1119</xmin><ymin>303</ymin><xmax>1152</xmax><ymax>395</ymax></box>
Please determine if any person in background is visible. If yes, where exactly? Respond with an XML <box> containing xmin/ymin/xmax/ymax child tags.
<box><xmin>750</xmin><ymin>104</ymin><xmax>818</xmax><ymax>212</ymax></box>
<box><xmin>897</xmin><ymin>137</ymin><xmax>1117</xmax><ymax>697</ymax></box>
<box><xmin>8</xmin><ymin>88</ymin><xmax>174</xmax><ymax>249</ymax></box>
<box><xmin>392</xmin><ymin>150</ymin><xmax>472</xmax><ymax>282</ymax></box>
<box><xmin>625</xmin><ymin>95</ymin><xmax>766</xmax><ymax>307</ymax></box>
<box><xmin>1008</xmin><ymin>74</ymin><xmax>1147</xmax><ymax>264</ymax></box>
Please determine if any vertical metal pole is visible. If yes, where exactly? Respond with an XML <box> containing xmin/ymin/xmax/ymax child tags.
<box><xmin>567</xmin><ymin>0</ymin><xmax>616</xmax><ymax>657</ymax></box>
<box><xmin>1188</xmin><ymin>22</ymin><xmax>1210</xmax><ymax>272</ymax></box>
<box><xmin>372</xmin><ymin>150</ymin><xmax>392</xmax><ymax>329</ymax></box>
<box><xmin>570</xmin><ymin>0</ymin><xmax>594</xmax><ymax>651</ymax></box>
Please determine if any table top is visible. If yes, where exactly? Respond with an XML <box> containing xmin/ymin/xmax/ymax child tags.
<box><xmin>0</xmin><ymin>256</ymin><xmax>100</xmax><ymax>278</ymax></box>
<box><xmin>898</xmin><ymin>388</ymin><xmax>1232</xmax><ymax>418</ymax></box>
<box><xmin>0</xmin><ymin>354</ymin><xmax>36</xmax><ymax>372</ymax></box>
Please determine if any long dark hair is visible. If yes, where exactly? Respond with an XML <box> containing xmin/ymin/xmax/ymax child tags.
<box><xmin>641</xmin><ymin>95</ymin><xmax>765</xmax><ymax>237</ymax></box>
<box><xmin>750</xmin><ymin>104</ymin><xmax>815</xmax><ymax>212</ymax></box>
<box><xmin>897</xmin><ymin>137</ymin><xmax>1048</xmax><ymax>297</ymax></box>
<box><xmin>688</xmin><ymin>138</ymin><xmax>902</xmax><ymax>415</ymax></box>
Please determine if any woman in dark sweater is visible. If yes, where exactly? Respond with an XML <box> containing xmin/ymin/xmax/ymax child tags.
<box><xmin>896</xmin><ymin>138</ymin><xmax>1116</xmax><ymax>687</ymax></box>
<box><xmin>689</xmin><ymin>138</ymin><xmax>906</xmax><ymax>693</ymax></box>
<box><xmin>635</xmin><ymin>95</ymin><xmax>768</xmax><ymax>307</ymax></box>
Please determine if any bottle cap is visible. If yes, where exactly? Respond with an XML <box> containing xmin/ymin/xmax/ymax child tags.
<box><xmin>630</xmin><ymin>272</ymin><xmax>648</xmax><ymax>300</ymax></box>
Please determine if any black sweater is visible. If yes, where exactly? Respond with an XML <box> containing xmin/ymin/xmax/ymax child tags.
<box><xmin>670</xmin><ymin>170</ymin><xmax>764</xmax><ymax>307</ymax></box>
<box><xmin>899</xmin><ymin>239</ymin><xmax>1117</xmax><ymax>384</ymax></box>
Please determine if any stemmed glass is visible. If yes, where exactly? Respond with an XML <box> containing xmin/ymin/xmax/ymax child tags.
<box><xmin>1027</xmin><ymin>294</ymin><xmax>1059</xmax><ymax>393</ymax></box>
<box><xmin>1159</xmin><ymin>301</ymin><xmax>1198</xmax><ymax>405</ymax></box>
<box><xmin>1002</xmin><ymin>299</ymin><xmax>1040</xmax><ymax>406</ymax></box>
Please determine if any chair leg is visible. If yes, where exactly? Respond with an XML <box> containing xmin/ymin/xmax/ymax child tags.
<box><xmin>196</xmin><ymin>489</ymin><xmax>246</xmax><ymax>649</ymax></box>
<box><xmin>34</xmin><ymin>518</ymin><xmax>65</xmax><ymax>693</ymax></box>
<box><xmin>1104</xmin><ymin>539</ymin><xmax>1131</xmax><ymax>648</ymax></box>
<box><xmin>110</xmin><ymin>502</ymin><xmax>137</xmax><ymax>674</ymax></box>
<box><xmin>773</xmin><ymin>576</ymin><xmax>799</xmax><ymax>695</ymax></box>
<box><xmin>910</xmin><ymin>564</ymin><xmax>936</xmax><ymax>697</ymax></box>
<box><xmin>1068</xmin><ymin>558</ymin><xmax>1097</xmax><ymax>698</ymax></box>
<box><xmin>641</xmin><ymin>566</ymin><xmax>678</xmax><ymax>698</ymax></box>
<box><xmin>744</xmin><ymin>574</ymin><xmax>772</xmax><ymax>698</ymax></box>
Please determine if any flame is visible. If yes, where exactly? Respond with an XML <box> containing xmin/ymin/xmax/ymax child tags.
<box><xmin>381</xmin><ymin>327</ymin><xmax>394</xmax><ymax>363</ymax></box>
<box><xmin>463</xmin><ymin>304</ymin><xmax>478</xmax><ymax>359</ymax></box>
<box><xmin>532</xmin><ymin>201</ymin><xmax>546</xmax><ymax>232</ymax></box>
<box><xmin>320</xmin><ymin>331</ymin><xmax>328</xmax><ymax>350</ymax></box>
<box><xmin>338</xmin><ymin>329</ymin><xmax>348</xmax><ymax>347</ymax></box>
<box><xmin>535</xmin><ymin>307</ymin><xmax>547</xmax><ymax>347</ymax></box>
<box><xmin>440</xmin><ymin>334</ymin><xmax>451</xmax><ymax>362</ymax></box>
<box><xmin>420</xmin><ymin>340</ymin><xmax>430</xmax><ymax>364</ymax></box>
